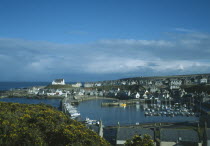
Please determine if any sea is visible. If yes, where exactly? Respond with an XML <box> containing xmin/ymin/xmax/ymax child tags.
<box><xmin>0</xmin><ymin>82</ymin><xmax>199</xmax><ymax>127</ymax></box>
<box><xmin>0</xmin><ymin>82</ymin><xmax>50</xmax><ymax>91</ymax></box>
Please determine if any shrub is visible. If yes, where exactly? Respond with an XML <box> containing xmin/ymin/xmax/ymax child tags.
<box><xmin>0</xmin><ymin>102</ymin><xmax>109</xmax><ymax>146</ymax></box>
<box><xmin>125</xmin><ymin>134</ymin><xmax>154</xmax><ymax>146</ymax></box>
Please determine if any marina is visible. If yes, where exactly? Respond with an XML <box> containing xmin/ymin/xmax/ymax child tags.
<box><xmin>142</xmin><ymin>101</ymin><xmax>199</xmax><ymax>117</ymax></box>
<box><xmin>1</xmin><ymin>1</ymin><xmax>210</xmax><ymax>144</ymax></box>
<box><xmin>63</xmin><ymin>102</ymin><xmax>81</xmax><ymax>119</ymax></box>
<box><xmin>0</xmin><ymin>97</ymin><xmax>199</xmax><ymax>127</ymax></box>
<box><xmin>76</xmin><ymin>99</ymin><xmax>199</xmax><ymax>126</ymax></box>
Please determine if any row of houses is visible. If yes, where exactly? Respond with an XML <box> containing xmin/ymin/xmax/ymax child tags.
<box><xmin>46</xmin><ymin>78</ymin><xmax>210</xmax><ymax>103</ymax></box>
<box><xmin>50</xmin><ymin>75</ymin><xmax>209</xmax><ymax>89</ymax></box>
<box><xmin>28</xmin><ymin>87</ymin><xmax>68</xmax><ymax>97</ymax></box>
<box><xmin>84</xmin><ymin>75</ymin><xmax>209</xmax><ymax>88</ymax></box>
<box><xmin>116</xmin><ymin>126</ymin><xmax>204</xmax><ymax>146</ymax></box>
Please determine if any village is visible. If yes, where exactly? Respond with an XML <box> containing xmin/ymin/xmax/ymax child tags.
<box><xmin>1</xmin><ymin>74</ymin><xmax>210</xmax><ymax>145</ymax></box>
<box><xmin>23</xmin><ymin>74</ymin><xmax>210</xmax><ymax>101</ymax></box>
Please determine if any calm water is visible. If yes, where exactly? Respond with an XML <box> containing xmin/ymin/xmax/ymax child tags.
<box><xmin>0</xmin><ymin>98</ymin><xmax>61</xmax><ymax>109</ymax></box>
<box><xmin>0</xmin><ymin>82</ymin><xmax>199</xmax><ymax>126</ymax></box>
<box><xmin>76</xmin><ymin>99</ymin><xmax>199</xmax><ymax>126</ymax></box>
<box><xmin>0</xmin><ymin>82</ymin><xmax>50</xmax><ymax>91</ymax></box>
<box><xmin>0</xmin><ymin>98</ymin><xmax>199</xmax><ymax>126</ymax></box>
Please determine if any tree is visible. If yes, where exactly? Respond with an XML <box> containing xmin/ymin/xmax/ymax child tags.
<box><xmin>125</xmin><ymin>134</ymin><xmax>154</xmax><ymax>146</ymax></box>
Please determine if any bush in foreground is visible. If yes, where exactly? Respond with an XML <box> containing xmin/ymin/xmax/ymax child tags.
<box><xmin>125</xmin><ymin>134</ymin><xmax>154</xmax><ymax>146</ymax></box>
<box><xmin>0</xmin><ymin>102</ymin><xmax>109</xmax><ymax>146</ymax></box>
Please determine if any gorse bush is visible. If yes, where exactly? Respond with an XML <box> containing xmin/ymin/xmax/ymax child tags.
<box><xmin>0</xmin><ymin>102</ymin><xmax>109</xmax><ymax>146</ymax></box>
<box><xmin>125</xmin><ymin>134</ymin><xmax>154</xmax><ymax>146</ymax></box>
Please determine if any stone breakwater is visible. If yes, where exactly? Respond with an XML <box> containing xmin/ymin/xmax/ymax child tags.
<box><xmin>70</xmin><ymin>95</ymin><xmax>117</xmax><ymax>105</ymax></box>
<box><xmin>101</xmin><ymin>99</ymin><xmax>156</xmax><ymax>106</ymax></box>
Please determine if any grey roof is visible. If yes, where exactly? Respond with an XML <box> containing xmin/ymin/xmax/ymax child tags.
<box><xmin>116</xmin><ymin>127</ymin><xmax>154</xmax><ymax>140</ymax></box>
<box><xmin>206</xmin><ymin>128</ymin><xmax>210</xmax><ymax>140</ymax></box>
<box><xmin>206</xmin><ymin>115</ymin><xmax>210</xmax><ymax>128</ymax></box>
<box><xmin>160</xmin><ymin>128</ymin><xmax>199</xmax><ymax>142</ymax></box>
<box><xmin>54</xmin><ymin>79</ymin><xmax>64</xmax><ymax>83</ymax></box>
<box><xmin>87</xmin><ymin>125</ymin><xmax>99</xmax><ymax>134</ymax></box>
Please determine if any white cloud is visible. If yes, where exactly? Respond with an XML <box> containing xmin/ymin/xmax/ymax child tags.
<box><xmin>175</xmin><ymin>28</ymin><xmax>194</xmax><ymax>33</ymax></box>
<box><xmin>97</xmin><ymin>39</ymin><xmax>174</xmax><ymax>47</ymax></box>
<box><xmin>0</xmin><ymin>30</ymin><xmax>210</xmax><ymax>81</ymax></box>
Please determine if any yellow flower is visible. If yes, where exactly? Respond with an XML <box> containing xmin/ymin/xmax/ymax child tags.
<box><xmin>23</xmin><ymin>114</ymin><xmax>31</xmax><ymax>118</ymax></box>
<box><xmin>2</xmin><ymin>120</ymin><xmax>9</xmax><ymax>125</ymax></box>
<box><xmin>9</xmin><ymin>133</ymin><xmax>17</xmax><ymax>138</ymax></box>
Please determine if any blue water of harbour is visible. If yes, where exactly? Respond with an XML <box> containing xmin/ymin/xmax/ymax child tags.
<box><xmin>0</xmin><ymin>82</ymin><xmax>50</xmax><ymax>91</ymax></box>
<box><xmin>0</xmin><ymin>97</ymin><xmax>199</xmax><ymax>126</ymax></box>
<box><xmin>0</xmin><ymin>98</ymin><xmax>61</xmax><ymax>109</ymax></box>
<box><xmin>76</xmin><ymin>99</ymin><xmax>199</xmax><ymax>126</ymax></box>
<box><xmin>0</xmin><ymin>82</ymin><xmax>199</xmax><ymax>126</ymax></box>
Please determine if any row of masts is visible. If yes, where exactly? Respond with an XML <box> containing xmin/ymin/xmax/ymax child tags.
<box><xmin>143</xmin><ymin>101</ymin><xmax>199</xmax><ymax>117</ymax></box>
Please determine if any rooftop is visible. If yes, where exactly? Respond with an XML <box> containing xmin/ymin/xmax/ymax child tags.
<box><xmin>160</xmin><ymin>128</ymin><xmax>199</xmax><ymax>142</ymax></box>
<box><xmin>53</xmin><ymin>79</ymin><xmax>64</xmax><ymax>83</ymax></box>
<box><xmin>116</xmin><ymin>127</ymin><xmax>154</xmax><ymax>140</ymax></box>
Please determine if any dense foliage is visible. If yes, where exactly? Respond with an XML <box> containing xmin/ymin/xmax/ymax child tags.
<box><xmin>182</xmin><ymin>85</ymin><xmax>210</xmax><ymax>94</ymax></box>
<box><xmin>125</xmin><ymin>134</ymin><xmax>154</xmax><ymax>146</ymax></box>
<box><xmin>0</xmin><ymin>102</ymin><xmax>109</xmax><ymax>146</ymax></box>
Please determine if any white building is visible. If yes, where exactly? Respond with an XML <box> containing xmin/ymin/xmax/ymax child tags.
<box><xmin>150</xmin><ymin>86</ymin><xmax>159</xmax><ymax>93</ymax></box>
<box><xmin>200</xmin><ymin>78</ymin><xmax>208</xmax><ymax>84</ymax></box>
<box><xmin>72</xmin><ymin>82</ymin><xmax>82</xmax><ymax>87</ymax></box>
<box><xmin>148</xmin><ymin>80</ymin><xmax>153</xmax><ymax>85</ymax></box>
<box><xmin>55</xmin><ymin>89</ymin><xmax>63</xmax><ymax>95</ymax></box>
<box><xmin>95</xmin><ymin>83</ymin><xmax>102</xmax><ymax>87</ymax></box>
<box><xmin>47</xmin><ymin>92</ymin><xmax>56</xmax><ymax>96</ymax></box>
<box><xmin>135</xmin><ymin>92</ymin><xmax>140</xmax><ymax>98</ymax></box>
<box><xmin>52</xmin><ymin>79</ymin><xmax>65</xmax><ymax>85</ymax></box>
<box><xmin>121</xmin><ymin>81</ymin><xmax>127</xmax><ymax>85</ymax></box>
<box><xmin>47</xmin><ymin>89</ymin><xmax>66</xmax><ymax>97</ymax></box>
<box><xmin>170</xmin><ymin>79</ymin><xmax>182</xmax><ymax>90</ymax></box>
<box><xmin>184</xmin><ymin>79</ymin><xmax>192</xmax><ymax>85</ymax></box>
<box><xmin>78</xmin><ymin>91</ymin><xmax>85</xmax><ymax>96</ymax></box>
<box><xmin>155</xmin><ymin>80</ymin><xmax>163</xmax><ymax>86</ymax></box>
<box><xmin>28</xmin><ymin>87</ymin><xmax>40</xmax><ymax>95</ymax></box>
<box><xmin>143</xmin><ymin>90</ymin><xmax>149</xmax><ymax>99</ymax></box>
<box><xmin>170</xmin><ymin>85</ymin><xmax>181</xmax><ymax>90</ymax></box>
<box><xmin>130</xmin><ymin>81</ymin><xmax>137</xmax><ymax>85</ymax></box>
<box><xmin>84</xmin><ymin>83</ymin><xmax>94</xmax><ymax>88</ymax></box>
<box><xmin>170</xmin><ymin>79</ymin><xmax>182</xmax><ymax>86</ymax></box>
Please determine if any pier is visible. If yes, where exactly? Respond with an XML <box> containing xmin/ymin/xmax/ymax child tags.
<box><xmin>60</xmin><ymin>95</ymin><xmax>104</xmax><ymax>137</ymax></box>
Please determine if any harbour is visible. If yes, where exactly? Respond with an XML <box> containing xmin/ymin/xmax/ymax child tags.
<box><xmin>0</xmin><ymin>97</ymin><xmax>199</xmax><ymax>126</ymax></box>
<box><xmin>0</xmin><ymin>81</ymin><xmax>207</xmax><ymax>145</ymax></box>
<box><xmin>69</xmin><ymin>98</ymin><xmax>199</xmax><ymax>126</ymax></box>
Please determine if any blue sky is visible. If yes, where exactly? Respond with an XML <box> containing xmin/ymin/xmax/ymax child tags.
<box><xmin>0</xmin><ymin>0</ymin><xmax>210</xmax><ymax>81</ymax></box>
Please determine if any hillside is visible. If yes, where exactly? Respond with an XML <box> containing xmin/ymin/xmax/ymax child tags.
<box><xmin>44</xmin><ymin>84</ymin><xmax>73</xmax><ymax>89</ymax></box>
<box><xmin>120</xmin><ymin>73</ymin><xmax>210</xmax><ymax>81</ymax></box>
<box><xmin>0</xmin><ymin>102</ymin><xmax>109</xmax><ymax>146</ymax></box>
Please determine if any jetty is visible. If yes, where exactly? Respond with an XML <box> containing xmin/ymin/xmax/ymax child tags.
<box><xmin>60</xmin><ymin>96</ymin><xmax>104</xmax><ymax>137</ymax></box>
<box><xmin>101</xmin><ymin>99</ymin><xmax>147</xmax><ymax>107</ymax></box>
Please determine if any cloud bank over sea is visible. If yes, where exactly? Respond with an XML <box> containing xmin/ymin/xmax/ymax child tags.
<box><xmin>0</xmin><ymin>31</ymin><xmax>210</xmax><ymax>81</ymax></box>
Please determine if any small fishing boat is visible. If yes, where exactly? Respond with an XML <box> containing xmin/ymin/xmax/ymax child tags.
<box><xmin>120</xmin><ymin>103</ymin><xmax>126</xmax><ymax>107</ymax></box>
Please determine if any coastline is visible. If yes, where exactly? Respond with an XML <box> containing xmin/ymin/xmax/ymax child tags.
<box><xmin>0</xmin><ymin>94</ymin><xmax>64</xmax><ymax>99</ymax></box>
<box><xmin>75</xmin><ymin>95</ymin><xmax>118</xmax><ymax>101</ymax></box>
